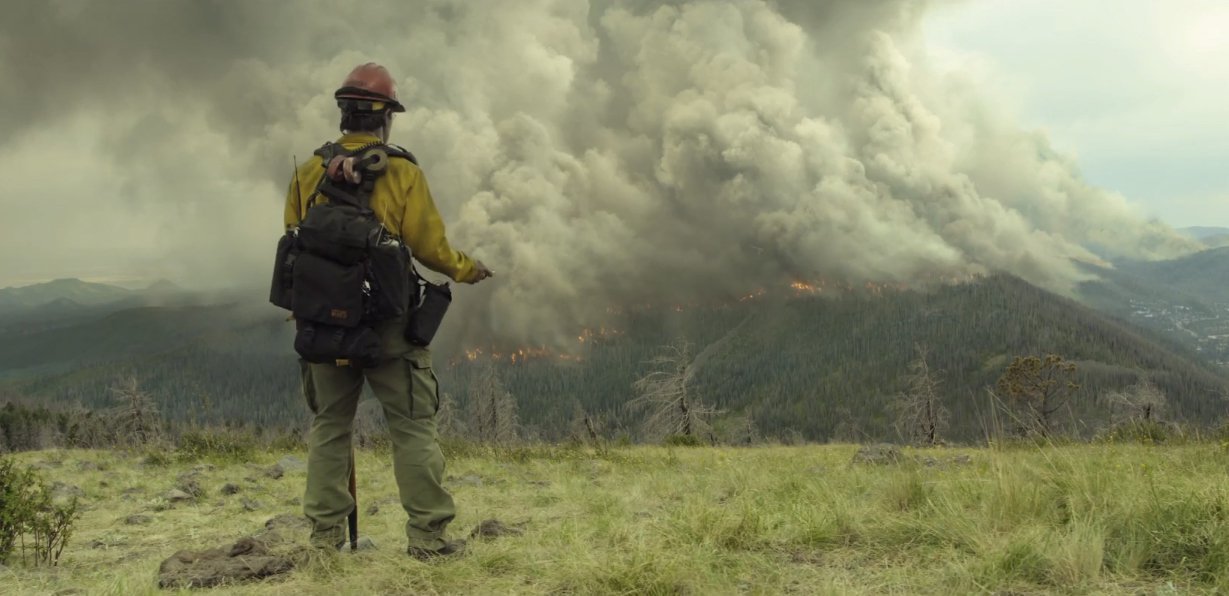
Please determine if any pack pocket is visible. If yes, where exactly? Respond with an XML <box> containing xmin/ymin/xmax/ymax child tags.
<box><xmin>297</xmin><ymin>203</ymin><xmax>376</xmax><ymax>265</ymax></box>
<box><xmin>291</xmin><ymin>252</ymin><xmax>364</xmax><ymax>327</ymax></box>
<box><xmin>299</xmin><ymin>359</ymin><xmax>318</xmax><ymax>414</ymax></box>
<box><xmin>269</xmin><ymin>232</ymin><xmax>298</xmax><ymax>311</ymax></box>
<box><xmin>366</xmin><ymin>240</ymin><xmax>410</xmax><ymax>322</ymax></box>
<box><xmin>294</xmin><ymin>322</ymin><xmax>382</xmax><ymax>368</ymax></box>
<box><xmin>404</xmin><ymin>350</ymin><xmax>440</xmax><ymax>420</ymax></box>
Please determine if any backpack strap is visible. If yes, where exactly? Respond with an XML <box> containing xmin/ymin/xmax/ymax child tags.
<box><xmin>385</xmin><ymin>144</ymin><xmax>418</xmax><ymax>165</ymax></box>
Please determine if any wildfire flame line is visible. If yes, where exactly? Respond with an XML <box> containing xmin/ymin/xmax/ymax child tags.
<box><xmin>456</xmin><ymin>275</ymin><xmax>980</xmax><ymax>365</ymax></box>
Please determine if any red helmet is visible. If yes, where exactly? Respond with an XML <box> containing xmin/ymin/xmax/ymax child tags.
<box><xmin>334</xmin><ymin>63</ymin><xmax>405</xmax><ymax>112</ymax></box>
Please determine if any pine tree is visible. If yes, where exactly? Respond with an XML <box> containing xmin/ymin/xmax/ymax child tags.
<box><xmin>109</xmin><ymin>375</ymin><xmax>162</xmax><ymax>447</ymax></box>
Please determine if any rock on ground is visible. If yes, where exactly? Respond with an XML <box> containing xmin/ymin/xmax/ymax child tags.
<box><xmin>342</xmin><ymin>536</ymin><xmax>377</xmax><ymax>552</ymax></box>
<box><xmin>449</xmin><ymin>473</ymin><xmax>484</xmax><ymax>487</ymax></box>
<box><xmin>221</xmin><ymin>483</ymin><xmax>241</xmax><ymax>496</ymax></box>
<box><xmin>277</xmin><ymin>456</ymin><xmax>306</xmax><ymax>471</ymax></box>
<box><xmin>851</xmin><ymin>444</ymin><xmax>904</xmax><ymax>465</ymax></box>
<box><xmin>265</xmin><ymin>464</ymin><xmax>285</xmax><ymax>480</ymax></box>
<box><xmin>469</xmin><ymin>519</ymin><xmax>525</xmax><ymax>540</ymax></box>
<box><xmin>176</xmin><ymin>472</ymin><xmax>206</xmax><ymax>499</ymax></box>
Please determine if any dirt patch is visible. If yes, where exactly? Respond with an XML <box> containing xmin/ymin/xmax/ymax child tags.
<box><xmin>156</xmin><ymin>515</ymin><xmax>312</xmax><ymax>589</ymax></box>
<box><xmin>157</xmin><ymin>537</ymin><xmax>309</xmax><ymax>589</ymax></box>
<box><xmin>124</xmin><ymin>514</ymin><xmax>154</xmax><ymax>526</ymax></box>
<box><xmin>264</xmin><ymin>514</ymin><xmax>311</xmax><ymax>536</ymax></box>
<box><xmin>469</xmin><ymin>519</ymin><xmax>525</xmax><ymax>540</ymax></box>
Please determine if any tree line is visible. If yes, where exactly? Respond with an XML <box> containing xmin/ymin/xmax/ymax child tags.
<box><xmin>4</xmin><ymin>274</ymin><xmax>1229</xmax><ymax>448</ymax></box>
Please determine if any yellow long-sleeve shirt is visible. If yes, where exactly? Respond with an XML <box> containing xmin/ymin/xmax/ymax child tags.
<box><xmin>283</xmin><ymin>132</ymin><xmax>478</xmax><ymax>283</ymax></box>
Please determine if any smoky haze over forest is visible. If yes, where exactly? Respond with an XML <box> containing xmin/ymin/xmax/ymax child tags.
<box><xmin>0</xmin><ymin>0</ymin><xmax>1201</xmax><ymax>346</ymax></box>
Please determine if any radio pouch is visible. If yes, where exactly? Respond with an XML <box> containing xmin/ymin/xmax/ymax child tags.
<box><xmin>406</xmin><ymin>279</ymin><xmax>451</xmax><ymax>347</ymax></box>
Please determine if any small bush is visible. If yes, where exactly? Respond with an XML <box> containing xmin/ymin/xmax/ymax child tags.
<box><xmin>176</xmin><ymin>428</ymin><xmax>260</xmax><ymax>462</ymax></box>
<box><xmin>265</xmin><ymin>428</ymin><xmax>305</xmax><ymax>452</ymax></box>
<box><xmin>0</xmin><ymin>457</ymin><xmax>82</xmax><ymax>566</ymax></box>
<box><xmin>664</xmin><ymin>434</ymin><xmax>703</xmax><ymax>447</ymax></box>
<box><xmin>141</xmin><ymin>450</ymin><xmax>174</xmax><ymax>467</ymax></box>
<box><xmin>1097</xmin><ymin>420</ymin><xmax>1176</xmax><ymax>445</ymax></box>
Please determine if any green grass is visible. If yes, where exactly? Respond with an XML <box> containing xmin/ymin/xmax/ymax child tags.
<box><xmin>3</xmin><ymin>443</ymin><xmax>1228</xmax><ymax>594</ymax></box>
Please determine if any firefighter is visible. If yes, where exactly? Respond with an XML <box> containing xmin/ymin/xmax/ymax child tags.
<box><xmin>284</xmin><ymin>62</ymin><xmax>493</xmax><ymax>559</ymax></box>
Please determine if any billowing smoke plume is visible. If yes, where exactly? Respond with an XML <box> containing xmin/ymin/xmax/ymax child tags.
<box><xmin>0</xmin><ymin>0</ymin><xmax>1199</xmax><ymax>345</ymax></box>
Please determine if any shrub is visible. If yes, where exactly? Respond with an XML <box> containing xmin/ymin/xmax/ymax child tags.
<box><xmin>1097</xmin><ymin>420</ymin><xmax>1177</xmax><ymax>445</ymax></box>
<box><xmin>176</xmin><ymin>428</ymin><xmax>260</xmax><ymax>462</ymax></box>
<box><xmin>664</xmin><ymin>434</ymin><xmax>703</xmax><ymax>447</ymax></box>
<box><xmin>0</xmin><ymin>457</ymin><xmax>82</xmax><ymax>566</ymax></box>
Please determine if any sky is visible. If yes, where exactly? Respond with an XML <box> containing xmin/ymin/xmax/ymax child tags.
<box><xmin>923</xmin><ymin>0</ymin><xmax>1229</xmax><ymax>227</ymax></box>
<box><xmin>0</xmin><ymin>0</ymin><xmax>1221</xmax><ymax>344</ymax></box>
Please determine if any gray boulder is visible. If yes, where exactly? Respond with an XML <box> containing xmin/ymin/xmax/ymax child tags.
<box><xmin>277</xmin><ymin>456</ymin><xmax>306</xmax><ymax>472</ymax></box>
<box><xmin>342</xmin><ymin>536</ymin><xmax>377</xmax><ymax>552</ymax></box>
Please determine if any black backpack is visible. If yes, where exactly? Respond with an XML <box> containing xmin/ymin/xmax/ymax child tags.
<box><xmin>270</xmin><ymin>142</ymin><xmax>417</xmax><ymax>368</ymax></box>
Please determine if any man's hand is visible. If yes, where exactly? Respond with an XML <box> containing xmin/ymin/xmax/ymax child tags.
<box><xmin>470</xmin><ymin>260</ymin><xmax>494</xmax><ymax>283</ymax></box>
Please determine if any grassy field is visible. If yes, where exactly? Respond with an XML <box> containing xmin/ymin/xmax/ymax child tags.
<box><xmin>3</xmin><ymin>442</ymin><xmax>1228</xmax><ymax>595</ymax></box>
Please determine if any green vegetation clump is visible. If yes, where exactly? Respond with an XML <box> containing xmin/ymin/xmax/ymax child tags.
<box><xmin>0</xmin><ymin>456</ymin><xmax>81</xmax><ymax>567</ymax></box>
<box><xmin>175</xmin><ymin>428</ymin><xmax>263</xmax><ymax>463</ymax></box>
<box><xmin>663</xmin><ymin>434</ymin><xmax>704</xmax><ymax>447</ymax></box>
<box><xmin>1097</xmin><ymin>420</ymin><xmax>1179</xmax><ymax>445</ymax></box>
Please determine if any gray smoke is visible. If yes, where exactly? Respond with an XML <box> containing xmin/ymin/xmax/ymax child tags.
<box><xmin>0</xmin><ymin>0</ymin><xmax>1200</xmax><ymax>345</ymax></box>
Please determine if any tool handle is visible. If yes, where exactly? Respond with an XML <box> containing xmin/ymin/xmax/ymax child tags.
<box><xmin>348</xmin><ymin>451</ymin><xmax>358</xmax><ymax>549</ymax></box>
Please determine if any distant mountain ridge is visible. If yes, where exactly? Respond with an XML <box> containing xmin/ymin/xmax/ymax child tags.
<box><xmin>0</xmin><ymin>278</ymin><xmax>132</xmax><ymax>310</ymax></box>
<box><xmin>0</xmin><ymin>278</ymin><xmax>199</xmax><ymax>336</ymax></box>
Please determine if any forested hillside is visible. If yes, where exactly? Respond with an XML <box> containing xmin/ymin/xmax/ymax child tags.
<box><xmin>1078</xmin><ymin>247</ymin><xmax>1229</xmax><ymax>365</ymax></box>
<box><xmin>3</xmin><ymin>274</ymin><xmax>1226</xmax><ymax>444</ymax></box>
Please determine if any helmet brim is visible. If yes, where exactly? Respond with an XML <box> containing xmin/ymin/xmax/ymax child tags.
<box><xmin>335</xmin><ymin>88</ymin><xmax>406</xmax><ymax>112</ymax></box>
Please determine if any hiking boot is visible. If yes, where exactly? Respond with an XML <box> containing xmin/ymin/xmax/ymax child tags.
<box><xmin>309</xmin><ymin>525</ymin><xmax>346</xmax><ymax>552</ymax></box>
<box><xmin>407</xmin><ymin>539</ymin><xmax>466</xmax><ymax>561</ymax></box>
<box><xmin>310</xmin><ymin>536</ymin><xmax>345</xmax><ymax>552</ymax></box>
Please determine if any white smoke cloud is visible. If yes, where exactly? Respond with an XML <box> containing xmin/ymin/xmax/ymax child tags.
<box><xmin>0</xmin><ymin>0</ymin><xmax>1199</xmax><ymax>345</ymax></box>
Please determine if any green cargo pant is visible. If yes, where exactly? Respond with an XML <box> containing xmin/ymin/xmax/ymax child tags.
<box><xmin>299</xmin><ymin>314</ymin><xmax>455</xmax><ymax>551</ymax></box>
